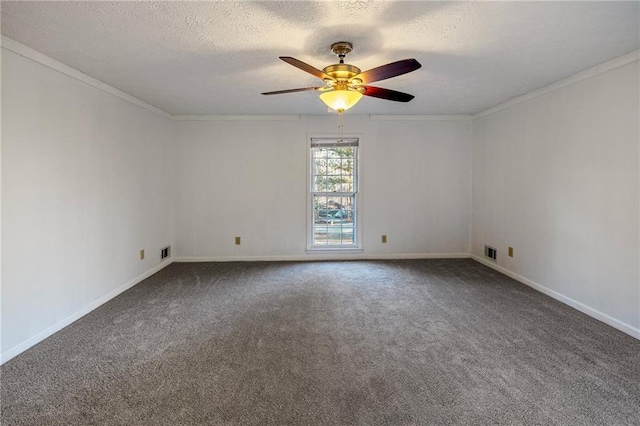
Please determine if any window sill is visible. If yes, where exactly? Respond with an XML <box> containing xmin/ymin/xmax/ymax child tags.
<box><xmin>306</xmin><ymin>247</ymin><xmax>363</xmax><ymax>253</ymax></box>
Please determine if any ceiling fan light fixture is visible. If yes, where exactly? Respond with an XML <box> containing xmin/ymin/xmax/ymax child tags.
<box><xmin>319</xmin><ymin>90</ymin><xmax>363</xmax><ymax>113</ymax></box>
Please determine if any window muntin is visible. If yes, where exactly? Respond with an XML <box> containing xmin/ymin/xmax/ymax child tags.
<box><xmin>310</xmin><ymin>138</ymin><xmax>358</xmax><ymax>248</ymax></box>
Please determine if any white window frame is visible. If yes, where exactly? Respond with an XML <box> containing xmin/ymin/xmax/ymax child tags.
<box><xmin>306</xmin><ymin>134</ymin><xmax>363</xmax><ymax>252</ymax></box>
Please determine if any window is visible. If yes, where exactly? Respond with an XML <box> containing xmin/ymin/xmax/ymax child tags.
<box><xmin>309</xmin><ymin>137</ymin><xmax>359</xmax><ymax>248</ymax></box>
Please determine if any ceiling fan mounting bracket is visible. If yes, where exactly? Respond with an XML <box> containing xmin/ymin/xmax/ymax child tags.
<box><xmin>330</xmin><ymin>41</ymin><xmax>353</xmax><ymax>63</ymax></box>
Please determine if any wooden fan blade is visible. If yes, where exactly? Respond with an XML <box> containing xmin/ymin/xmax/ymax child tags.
<box><xmin>353</xmin><ymin>59</ymin><xmax>421</xmax><ymax>84</ymax></box>
<box><xmin>360</xmin><ymin>86</ymin><xmax>415</xmax><ymax>102</ymax></box>
<box><xmin>280</xmin><ymin>57</ymin><xmax>334</xmax><ymax>81</ymax></box>
<box><xmin>262</xmin><ymin>87</ymin><xmax>323</xmax><ymax>95</ymax></box>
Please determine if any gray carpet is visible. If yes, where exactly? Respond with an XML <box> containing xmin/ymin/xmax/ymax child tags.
<box><xmin>1</xmin><ymin>259</ymin><xmax>639</xmax><ymax>425</ymax></box>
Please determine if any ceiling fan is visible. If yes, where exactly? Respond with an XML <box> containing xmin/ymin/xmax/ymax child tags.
<box><xmin>261</xmin><ymin>42</ymin><xmax>422</xmax><ymax>113</ymax></box>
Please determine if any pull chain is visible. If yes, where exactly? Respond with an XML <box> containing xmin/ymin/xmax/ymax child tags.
<box><xmin>337</xmin><ymin>111</ymin><xmax>344</xmax><ymax>143</ymax></box>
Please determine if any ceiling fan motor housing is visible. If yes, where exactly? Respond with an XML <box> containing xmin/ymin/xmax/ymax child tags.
<box><xmin>323</xmin><ymin>64</ymin><xmax>361</xmax><ymax>81</ymax></box>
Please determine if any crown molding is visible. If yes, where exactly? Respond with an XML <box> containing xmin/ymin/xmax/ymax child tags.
<box><xmin>473</xmin><ymin>49</ymin><xmax>640</xmax><ymax>120</ymax></box>
<box><xmin>1</xmin><ymin>37</ymin><xmax>300</xmax><ymax>122</ymax></box>
<box><xmin>6</xmin><ymin>34</ymin><xmax>637</xmax><ymax>123</ymax></box>
<box><xmin>369</xmin><ymin>115</ymin><xmax>471</xmax><ymax>121</ymax></box>
<box><xmin>171</xmin><ymin>115</ymin><xmax>300</xmax><ymax>121</ymax></box>
<box><xmin>1</xmin><ymin>36</ymin><xmax>173</xmax><ymax>119</ymax></box>
<box><xmin>172</xmin><ymin>115</ymin><xmax>470</xmax><ymax>121</ymax></box>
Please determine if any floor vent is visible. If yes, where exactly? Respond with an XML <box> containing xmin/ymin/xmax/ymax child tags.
<box><xmin>484</xmin><ymin>245</ymin><xmax>497</xmax><ymax>261</ymax></box>
<box><xmin>161</xmin><ymin>246</ymin><xmax>171</xmax><ymax>260</ymax></box>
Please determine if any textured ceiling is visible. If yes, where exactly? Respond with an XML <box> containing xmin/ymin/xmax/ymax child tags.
<box><xmin>2</xmin><ymin>1</ymin><xmax>639</xmax><ymax>116</ymax></box>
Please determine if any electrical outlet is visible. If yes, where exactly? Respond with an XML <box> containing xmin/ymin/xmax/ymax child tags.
<box><xmin>139</xmin><ymin>249</ymin><xmax>145</xmax><ymax>260</ymax></box>
<box><xmin>381</xmin><ymin>235</ymin><xmax>387</xmax><ymax>243</ymax></box>
<box><xmin>235</xmin><ymin>236</ymin><xmax>241</xmax><ymax>245</ymax></box>
<box><xmin>508</xmin><ymin>247</ymin><xmax>514</xmax><ymax>257</ymax></box>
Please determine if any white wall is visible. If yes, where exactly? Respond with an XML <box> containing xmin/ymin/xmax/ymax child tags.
<box><xmin>1</xmin><ymin>48</ymin><xmax>173</xmax><ymax>362</ymax></box>
<box><xmin>4</xmin><ymin>36</ymin><xmax>636</xmax><ymax>368</ymax></box>
<box><xmin>173</xmin><ymin>116</ymin><xmax>472</xmax><ymax>260</ymax></box>
<box><xmin>472</xmin><ymin>60</ymin><xmax>640</xmax><ymax>336</ymax></box>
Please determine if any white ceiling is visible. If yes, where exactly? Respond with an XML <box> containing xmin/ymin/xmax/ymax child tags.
<box><xmin>2</xmin><ymin>1</ymin><xmax>639</xmax><ymax>116</ymax></box>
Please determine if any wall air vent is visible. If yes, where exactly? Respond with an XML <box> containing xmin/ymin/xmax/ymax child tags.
<box><xmin>484</xmin><ymin>245</ymin><xmax>497</xmax><ymax>261</ymax></box>
<box><xmin>161</xmin><ymin>246</ymin><xmax>170</xmax><ymax>260</ymax></box>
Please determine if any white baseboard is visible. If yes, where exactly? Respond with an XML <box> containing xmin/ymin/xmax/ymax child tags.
<box><xmin>0</xmin><ymin>259</ymin><xmax>175</xmax><ymax>365</ymax></box>
<box><xmin>8</xmin><ymin>254</ymin><xmax>632</xmax><ymax>365</ymax></box>
<box><xmin>471</xmin><ymin>255</ymin><xmax>640</xmax><ymax>340</ymax></box>
<box><xmin>175</xmin><ymin>253</ymin><xmax>472</xmax><ymax>262</ymax></box>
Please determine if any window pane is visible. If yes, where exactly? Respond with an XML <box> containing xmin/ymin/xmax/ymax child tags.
<box><xmin>312</xmin><ymin>195</ymin><xmax>355</xmax><ymax>246</ymax></box>
<box><xmin>312</xmin><ymin>147</ymin><xmax>356</xmax><ymax>193</ymax></box>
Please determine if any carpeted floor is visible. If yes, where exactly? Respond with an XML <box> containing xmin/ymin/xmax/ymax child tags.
<box><xmin>1</xmin><ymin>259</ymin><xmax>639</xmax><ymax>425</ymax></box>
